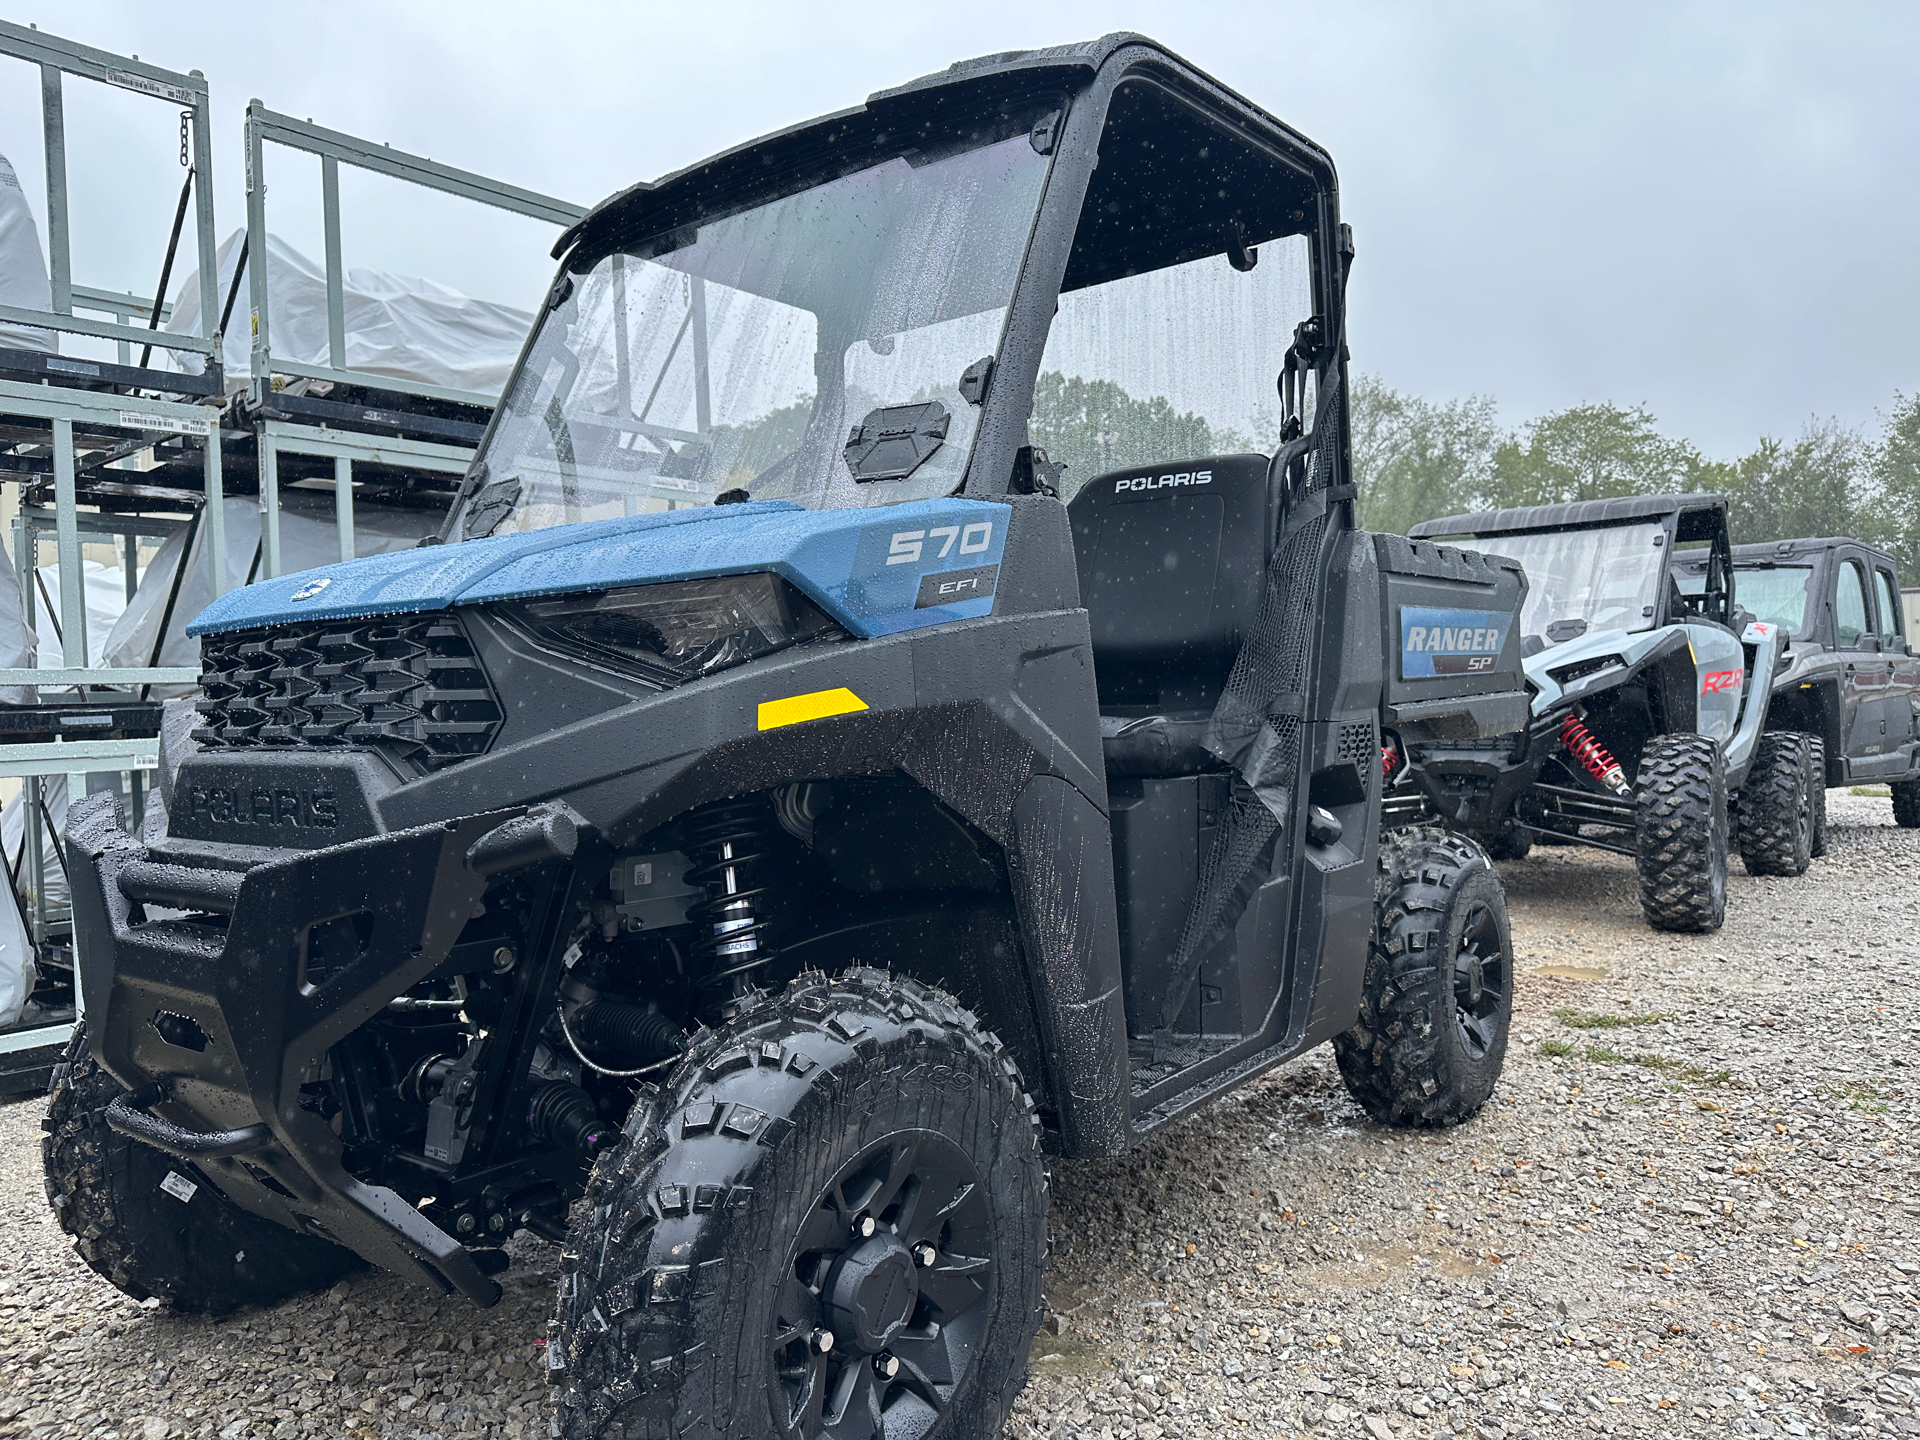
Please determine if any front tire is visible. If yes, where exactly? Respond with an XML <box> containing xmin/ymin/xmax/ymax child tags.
<box><xmin>1634</xmin><ymin>734</ymin><xmax>1729</xmax><ymax>932</ymax></box>
<box><xmin>1335</xmin><ymin>827</ymin><xmax>1513</xmax><ymax>1128</ymax></box>
<box><xmin>1736</xmin><ymin>731</ymin><xmax>1814</xmax><ymax>877</ymax></box>
<box><xmin>1893</xmin><ymin>777</ymin><xmax>1920</xmax><ymax>829</ymax></box>
<box><xmin>1809</xmin><ymin>737</ymin><xmax>1830</xmax><ymax>856</ymax></box>
<box><xmin>549</xmin><ymin>969</ymin><xmax>1047</xmax><ymax>1440</ymax></box>
<box><xmin>41</xmin><ymin>1028</ymin><xmax>360</xmax><ymax>1313</ymax></box>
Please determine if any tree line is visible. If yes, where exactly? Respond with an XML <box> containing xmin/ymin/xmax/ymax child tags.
<box><xmin>1352</xmin><ymin>376</ymin><xmax>1920</xmax><ymax>582</ymax></box>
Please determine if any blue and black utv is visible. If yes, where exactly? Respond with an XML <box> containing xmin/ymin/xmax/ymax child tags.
<box><xmin>49</xmin><ymin>36</ymin><xmax>1526</xmax><ymax>1440</ymax></box>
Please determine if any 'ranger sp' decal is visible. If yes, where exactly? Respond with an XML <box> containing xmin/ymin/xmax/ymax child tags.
<box><xmin>1400</xmin><ymin>606</ymin><xmax>1509</xmax><ymax>680</ymax></box>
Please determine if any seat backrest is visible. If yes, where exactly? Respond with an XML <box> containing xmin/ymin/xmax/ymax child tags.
<box><xmin>1067</xmin><ymin>453</ymin><xmax>1273</xmax><ymax>709</ymax></box>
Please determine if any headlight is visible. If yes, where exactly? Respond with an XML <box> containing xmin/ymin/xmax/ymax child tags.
<box><xmin>499</xmin><ymin>573</ymin><xmax>847</xmax><ymax>685</ymax></box>
<box><xmin>1547</xmin><ymin>654</ymin><xmax>1626</xmax><ymax>686</ymax></box>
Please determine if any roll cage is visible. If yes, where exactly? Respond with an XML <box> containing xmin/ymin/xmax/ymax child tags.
<box><xmin>439</xmin><ymin>33</ymin><xmax>1350</xmax><ymax>538</ymax></box>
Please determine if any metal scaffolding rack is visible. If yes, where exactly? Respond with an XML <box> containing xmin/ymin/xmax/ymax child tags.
<box><xmin>0</xmin><ymin>21</ymin><xmax>224</xmax><ymax>1088</ymax></box>
<box><xmin>238</xmin><ymin>103</ymin><xmax>584</xmax><ymax>574</ymax></box>
<box><xmin>0</xmin><ymin>21</ymin><xmax>583</xmax><ymax>1089</ymax></box>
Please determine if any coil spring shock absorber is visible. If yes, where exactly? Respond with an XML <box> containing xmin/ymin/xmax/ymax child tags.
<box><xmin>686</xmin><ymin>797</ymin><xmax>777</xmax><ymax>1000</ymax></box>
<box><xmin>1560</xmin><ymin>712</ymin><xmax>1629</xmax><ymax>795</ymax></box>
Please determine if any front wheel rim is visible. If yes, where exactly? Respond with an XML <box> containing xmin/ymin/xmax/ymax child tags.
<box><xmin>771</xmin><ymin>1131</ymin><xmax>995</xmax><ymax>1439</ymax></box>
<box><xmin>1452</xmin><ymin>902</ymin><xmax>1508</xmax><ymax>1060</ymax></box>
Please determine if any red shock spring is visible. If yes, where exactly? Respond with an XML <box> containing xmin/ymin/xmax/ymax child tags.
<box><xmin>1559</xmin><ymin>713</ymin><xmax>1629</xmax><ymax>795</ymax></box>
<box><xmin>1381</xmin><ymin>738</ymin><xmax>1402</xmax><ymax>780</ymax></box>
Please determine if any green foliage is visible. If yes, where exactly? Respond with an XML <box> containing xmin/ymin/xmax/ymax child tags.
<box><xmin>1487</xmin><ymin>403</ymin><xmax>1702</xmax><ymax>508</ymax></box>
<box><xmin>1349</xmin><ymin>374</ymin><xmax>1500</xmax><ymax>534</ymax></box>
<box><xmin>1030</xmin><ymin>372</ymin><xmax>1246</xmax><ymax>498</ymax></box>
<box><xmin>1716</xmin><ymin>417</ymin><xmax>1870</xmax><ymax>549</ymax></box>
<box><xmin>1867</xmin><ymin>393</ymin><xmax>1920</xmax><ymax>583</ymax></box>
<box><xmin>1550</xmin><ymin>1006</ymin><xmax>1674</xmax><ymax>1029</ymax></box>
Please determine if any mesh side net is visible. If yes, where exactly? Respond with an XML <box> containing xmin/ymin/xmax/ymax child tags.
<box><xmin>1156</xmin><ymin>363</ymin><xmax>1346</xmax><ymax>1029</ymax></box>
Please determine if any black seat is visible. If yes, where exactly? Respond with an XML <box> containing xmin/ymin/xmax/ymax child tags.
<box><xmin>1067</xmin><ymin>453</ymin><xmax>1275</xmax><ymax>776</ymax></box>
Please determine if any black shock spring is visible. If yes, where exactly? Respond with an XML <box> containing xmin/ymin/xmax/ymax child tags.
<box><xmin>685</xmin><ymin>797</ymin><xmax>777</xmax><ymax>997</ymax></box>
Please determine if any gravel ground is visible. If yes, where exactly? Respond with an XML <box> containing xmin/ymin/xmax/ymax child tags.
<box><xmin>1</xmin><ymin>792</ymin><xmax>1914</xmax><ymax>1440</ymax></box>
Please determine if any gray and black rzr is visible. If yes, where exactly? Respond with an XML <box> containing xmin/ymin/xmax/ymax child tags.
<box><xmin>1405</xmin><ymin>493</ymin><xmax>1807</xmax><ymax>934</ymax></box>
<box><xmin>49</xmin><ymin>36</ymin><xmax>1523</xmax><ymax>1440</ymax></box>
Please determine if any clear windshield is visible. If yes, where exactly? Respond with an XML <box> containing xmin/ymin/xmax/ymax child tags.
<box><xmin>455</xmin><ymin>134</ymin><xmax>1052</xmax><ymax>538</ymax></box>
<box><xmin>1730</xmin><ymin>564</ymin><xmax>1815</xmax><ymax>634</ymax></box>
<box><xmin>1447</xmin><ymin>522</ymin><xmax>1669</xmax><ymax>641</ymax></box>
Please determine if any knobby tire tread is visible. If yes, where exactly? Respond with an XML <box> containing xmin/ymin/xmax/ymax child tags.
<box><xmin>1333</xmin><ymin>827</ymin><xmax>1512</xmax><ymax>1129</ymax></box>
<box><xmin>1634</xmin><ymin>734</ymin><xmax>1729</xmax><ymax>933</ymax></box>
<box><xmin>1892</xmin><ymin>777</ymin><xmax>1920</xmax><ymax>829</ymax></box>
<box><xmin>40</xmin><ymin>1028</ymin><xmax>360</xmax><ymax>1314</ymax></box>
<box><xmin>547</xmin><ymin>968</ymin><xmax>1047</xmax><ymax>1440</ymax></box>
<box><xmin>1737</xmin><ymin>731</ymin><xmax>1813</xmax><ymax>877</ymax></box>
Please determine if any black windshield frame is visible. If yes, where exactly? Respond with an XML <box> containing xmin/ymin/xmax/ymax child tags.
<box><xmin>440</xmin><ymin>39</ymin><xmax>1345</xmax><ymax>539</ymax></box>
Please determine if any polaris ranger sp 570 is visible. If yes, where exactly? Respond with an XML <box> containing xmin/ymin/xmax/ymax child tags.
<box><xmin>51</xmin><ymin>37</ymin><xmax>1523</xmax><ymax>1440</ymax></box>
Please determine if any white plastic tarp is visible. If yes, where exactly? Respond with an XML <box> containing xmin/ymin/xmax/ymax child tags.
<box><xmin>0</xmin><ymin>773</ymin><xmax>63</xmax><ymax>1029</ymax></box>
<box><xmin>0</xmin><ymin>149</ymin><xmax>56</xmax><ymax>355</ymax></box>
<box><xmin>102</xmin><ymin>494</ymin><xmax>444</xmax><ymax>679</ymax></box>
<box><xmin>0</xmin><ymin>875</ymin><xmax>32</xmax><ymax>1028</ymax></box>
<box><xmin>165</xmin><ymin>229</ymin><xmax>533</xmax><ymax>397</ymax></box>
<box><xmin>0</xmin><ymin>541</ymin><xmax>37</xmax><ymax>706</ymax></box>
<box><xmin>32</xmin><ymin>559</ymin><xmax>136</xmax><ymax>671</ymax></box>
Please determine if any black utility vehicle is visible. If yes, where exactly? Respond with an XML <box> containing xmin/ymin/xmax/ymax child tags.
<box><xmin>1404</xmin><ymin>494</ymin><xmax>1808</xmax><ymax>933</ymax></box>
<box><xmin>49</xmin><ymin>37</ymin><xmax>1524</xmax><ymax>1440</ymax></box>
<box><xmin>1688</xmin><ymin>536</ymin><xmax>1920</xmax><ymax>836</ymax></box>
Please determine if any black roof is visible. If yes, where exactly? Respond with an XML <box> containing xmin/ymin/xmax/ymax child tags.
<box><xmin>1408</xmin><ymin>492</ymin><xmax>1727</xmax><ymax>540</ymax></box>
<box><xmin>1731</xmin><ymin>537</ymin><xmax>1897</xmax><ymax>565</ymax></box>
<box><xmin>552</xmin><ymin>34</ymin><xmax>1332</xmax><ymax>266</ymax></box>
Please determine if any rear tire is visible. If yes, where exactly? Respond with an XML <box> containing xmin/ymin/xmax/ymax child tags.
<box><xmin>548</xmin><ymin>969</ymin><xmax>1047</xmax><ymax>1440</ymax></box>
<box><xmin>1634</xmin><ymin>734</ymin><xmax>1729</xmax><ymax>933</ymax></box>
<box><xmin>1335</xmin><ymin>827</ymin><xmax>1513</xmax><ymax>1128</ymax></box>
<box><xmin>41</xmin><ymin>1028</ymin><xmax>360</xmax><ymax>1313</ymax></box>
<box><xmin>1893</xmin><ymin>777</ymin><xmax>1920</xmax><ymax>829</ymax></box>
<box><xmin>1736</xmin><ymin>731</ymin><xmax>1814</xmax><ymax>877</ymax></box>
<box><xmin>1809</xmin><ymin>737</ymin><xmax>1830</xmax><ymax>856</ymax></box>
<box><xmin>1482</xmin><ymin>825</ymin><xmax>1533</xmax><ymax>863</ymax></box>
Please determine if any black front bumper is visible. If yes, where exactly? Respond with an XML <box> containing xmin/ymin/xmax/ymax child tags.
<box><xmin>65</xmin><ymin>794</ymin><xmax>511</xmax><ymax>1306</ymax></box>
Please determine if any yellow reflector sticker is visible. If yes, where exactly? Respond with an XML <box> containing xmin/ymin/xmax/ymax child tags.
<box><xmin>757</xmin><ymin>687</ymin><xmax>869</xmax><ymax>731</ymax></box>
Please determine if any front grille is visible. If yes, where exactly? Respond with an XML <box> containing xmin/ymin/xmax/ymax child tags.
<box><xmin>194</xmin><ymin>613</ymin><xmax>502</xmax><ymax>772</ymax></box>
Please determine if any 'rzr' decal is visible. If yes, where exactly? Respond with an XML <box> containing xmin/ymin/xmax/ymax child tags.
<box><xmin>1701</xmin><ymin>669</ymin><xmax>1742</xmax><ymax>694</ymax></box>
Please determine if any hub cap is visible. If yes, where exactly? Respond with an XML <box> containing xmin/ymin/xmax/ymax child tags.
<box><xmin>1452</xmin><ymin>902</ymin><xmax>1508</xmax><ymax>1060</ymax></box>
<box><xmin>771</xmin><ymin>1133</ymin><xmax>994</xmax><ymax>1438</ymax></box>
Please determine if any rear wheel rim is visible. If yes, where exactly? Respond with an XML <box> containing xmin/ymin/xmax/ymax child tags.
<box><xmin>1452</xmin><ymin>903</ymin><xmax>1508</xmax><ymax>1060</ymax></box>
<box><xmin>771</xmin><ymin>1131</ymin><xmax>995</xmax><ymax>1439</ymax></box>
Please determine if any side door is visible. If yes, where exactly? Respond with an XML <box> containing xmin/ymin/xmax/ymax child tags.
<box><xmin>1832</xmin><ymin>556</ymin><xmax>1878</xmax><ymax>767</ymax></box>
<box><xmin>1872</xmin><ymin>562</ymin><xmax>1920</xmax><ymax>767</ymax></box>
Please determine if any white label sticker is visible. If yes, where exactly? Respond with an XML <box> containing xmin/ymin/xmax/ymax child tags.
<box><xmin>105</xmin><ymin>70</ymin><xmax>198</xmax><ymax>106</ymax></box>
<box><xmin>118</xmin><ymin>410</ymin><xmax>216</xmax><ymax>437</ymax></box>
<box><xmin>630</xmin><ymin>862</ymin><xmax>653</xmax><ymax>887</ymax></box>
<box><xmin>160</xmin><ymin>1170</ymin><xmax>198</xmax><ymax>1204</ymax></box>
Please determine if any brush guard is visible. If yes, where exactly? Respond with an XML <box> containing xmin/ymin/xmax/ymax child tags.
<box><xmin>62</xmin><ymin>794</ymin><xmax>568</xmax><ymax>1308</ymax></box>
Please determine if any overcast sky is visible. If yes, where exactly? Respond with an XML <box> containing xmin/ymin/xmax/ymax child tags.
<box><xmin>4</xmin><ymin>1</ymin><xmax>1915</xmax><ymax>459</ymax></box>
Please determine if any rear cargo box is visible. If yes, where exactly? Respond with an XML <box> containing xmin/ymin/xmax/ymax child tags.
<box><xmin>1375</xmin><ymin>534</ymin><xmax>1529</xmax><ymax>743</ymax></box>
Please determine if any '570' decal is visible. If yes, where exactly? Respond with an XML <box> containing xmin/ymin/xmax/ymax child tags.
<box><xmin>885</xmin><ymin>522</ymin><xmax>994</xmax><ymax>565</ymax></box>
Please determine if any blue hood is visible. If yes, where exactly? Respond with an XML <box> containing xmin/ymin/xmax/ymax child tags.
<box><xmin>187</xmin><ymin>497</ymin><xmax>1013</xmax><ymax>640</ymax></box>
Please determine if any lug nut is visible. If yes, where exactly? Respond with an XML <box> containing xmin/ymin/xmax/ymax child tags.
<box><xmin>853</xmin><ymin>1213</ymin><xmax>876</xmax><ymax>1239</ymax></box>
<box><xmin>874</xmin><ymin>1353</ymin><xmax>900</xmax><ymax>1380</ymax></box>
<box><xmin>912</xmin><ymin>1242</ymin><xmax>937</xmax><ymax>1268</ymax></box>
<box><xmin>810</xmin><ymin>1328</ymin><xmax>835</xmax><ymax>1354</ymax></box>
